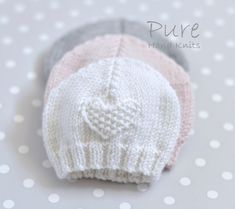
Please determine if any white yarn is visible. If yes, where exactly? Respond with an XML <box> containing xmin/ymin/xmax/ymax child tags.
<box><xmin>80</xmin><ymin>97</ymin><xmax>141</xmax><ymax>139</ymax></box>
<box><xmin>43</xmin><ymin>57</ymin><xmax>181</xmax><ymax>183</ymax></box>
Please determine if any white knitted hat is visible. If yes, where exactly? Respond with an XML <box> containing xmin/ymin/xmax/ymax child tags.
<box><xmin>43</xmin><ymin>57</ymin><xmax>181</xmax><ymax>183</ymax></box>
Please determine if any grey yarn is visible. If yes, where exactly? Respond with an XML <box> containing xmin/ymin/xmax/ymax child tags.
<box><xmin>44</xmin><ymin>19</ymin><xmax>189</xmax><ymax>79</ymax></box>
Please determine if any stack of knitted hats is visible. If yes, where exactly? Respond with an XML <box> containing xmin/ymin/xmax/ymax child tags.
<box><xmin>42</xmin><ymin>19</ymin><xmax>193</xmax><ymax>184</ymax></box>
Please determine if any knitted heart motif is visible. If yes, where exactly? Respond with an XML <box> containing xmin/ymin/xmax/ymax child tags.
<box><xmin>80</xmin><ymin>97</ymin><xmax>141</xmax><ymax>139</ymax></box>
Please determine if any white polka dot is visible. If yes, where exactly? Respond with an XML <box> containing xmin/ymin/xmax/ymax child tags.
<box><xmin>198</xmin><ymin>111</ymin><xmax>209</xmax><ymax>119</ymax></box>
<box><xmin>0</xmin><ymin>164</ymin><xmax>10</xmax><ymax>174</ymax></box>
<box><xmin>192</xmin><ymin>82</ymin><xmax>198</xmax><ymax>90</ymax></box>
<box><xmin>195</xmin><ymin>158</ymin><xmax>206</xmax><ymax>167</ymax></box>
<box><xmin>205</xmin><ymin>0</ymin><xmax>214</xmax><ymax>6</ymax></box>
<box><xmin>193</xmin><ymin>9</ymin><xmax>203</xmax><ymax>18</ymax></box>
<box><xmin>138</xmin><ymin>3</ymin><xmax>149</xmax><ymax>12</ymax></box>
<box><xmin>18</xmin><ymin>145</ymin><xmax>29</xmax><ymax>154</ymax></box>
<box><xmin>214</xmin><ymin>53</ymin><xmax>224</xmax><ymax>61</ymax></box>
<box><xmin>23</xmin><ymin>178</ymin><xmax>34</xmax><ymax>188</ymax></box>
<box><xmin>5</xmin><ymin>60</ymin><xmax>16</xmax><ymax>69</ymax></box>
<box><xmin>137</xmin><ymin>183</ymin><xmax>149</xmax><ymax>192</ymax></box>
<box><xmin>120</xmin><ymin>202</ymin><xmax>131</xmax><ymax>209</ymax></box>
<box><xmin>9</xmin><ymin>86</ymin><xmax>20</xmax><ymax>94</ymax></box>
<box><xmin>14</xmin><ymin>4</ymin><xmax>26</xmax><ymax>13</ymax></box>
<box><xmin>209</xmin><ymin>140</ymin><xmax>220</xmax><ymax>149</ymax></box>
<box><xmin>225</xmin><ymin>78</ymin><xmax>234</xmax><ymax>86</ymax></box>
<box><xmin>22</xmin><ymin>47</ymin><xmax>33</xmax><ymax>55</ymax></box>
<box><xmin>203</xmin><ymin>30</ymin><xmax>213</xmax><ymax>38</ymax></box>
<box><xmin>207</xmin><ymin>190</ymin><xmax>218</xmax><ymax>199</ymax></box>
<box><xmin>2</xmin><ymin>200</ymin><xmax>15</xmax><ymax>209</ymax></box>
<box><xmin>42</xmin><ymin>159</ymin><xmax>52</xmax><ymax>168</ymax></box>
<box><xmin>0</xmin><ymin>103</ymin><xmax>2</xmax><ymax>109</ymax></box>
<box><xmin>223</xmin><ymin>123</ymin><xmax>234</xmax><ymax>131</ymax></box>
<box><xmin>189</xmin><ymin>129</ymin><xmax>195</xmax><ymax>136</ymax></box>
<box><xmin>0</xmin><ymin>16</ymin><xmax>9</xmax><ymax>24</ymax></box>
<box><xmin>119</xmin><ymin>0</ymin><xmax>127</xmax><ymax>4</ymax></box>
<box><xmin>2</xmin><ymin>36</ymin><xmax>13</xmax><ymax>45</ymax></box>
<box><xmin>226</xmin><ymin>40</ymin><xmax>235</xmax><ymax>48</ymax></box>
<box><xmin>69</xmin><ymin>9</ymin><xmax>79</xmax><ymax>17</ymax></box>
<box><xmin>34</xmin><ymin>12</ymin><xmax>45</xmax><ymax>21</ymax></box>
<box><xmin>215</xmin><ymin>18</ymin><xmax>225</xmax><ymax>26</ymax></box>
<box><xmin>93</xmin><ymin>188</ymin><xmax>104</xmax><ymax>198</ymax></box>
<box><xmin>163</xmin><ymin>196</ymin><xmax>175</xmax><ymax>205</ymax></box>
<box><xmin>14</xmin><ymin>114</ymin><xmax>24</xmax><ymax>123</ymax></box>
<box><xmin>32</xmin><ymin>99</ymin><xmax>42</xmax><ymax>107</ymax></box>
<box><xmin>226</xmin><ymin>7</ymin><xmax>235</xmax><ymax>15</ymax></box>
<box><xmin>201</xmin><ymin>67</ymin><xmax>211</xmax><ymax>75</ymax></box>
<box><xmin>48</xmin><ymin>193</ymin><xmax>60</xmax><ymax>203</ymax></box>
<box><xmin>83</xmin><ymin>0</ymin><xmax>94</xmax><ymax>6</ymax></box>
<box><xmin>104</xmin><ymin>6</ymin><xmax>114</xmax><ymax>15</ymax></box>
<box><xmin>179</xmin><ymin>177</ymin><xmax>191</xmax><ymax>186</ymax></box>
<box><xmin>221</xmin><ymin>171</ymin><xmax>233</xmax><ymax>180</ymax></box>
<box><xmin>27</xmin><ymin>71</ymin><xmax>37</xmax><ymax>80</ymax></box>
<box><xmin>55</xmin><ymin>21</ymin><xmax>65</xmax><ymax>29</ymax></box>
<box><xmin>18</xmin><ymin>24</ymin><xmax>29</xmax><ymax>33</ymax></box>
<box><xmin>172</xmin><ymin>1</ymin><xmax>182</xmax><ymax>9</ymax></box>
<box><xmin>159</xmin><ymin>12</ymin><xmax>170</xmax><ymax>21</ymax></box>
<box><xmin>39</xmin><ymin>34</ymin><xmax>49</xmax><ymax>42</ymax></box>
<box><xmin>212</xmin><ymin>94</ymin><xmax>222</xmax><ymax>102</ymax></box>
<box><xmin>0</xmin><ymin>131</ymin><xmax>5</xmax><ymax>141</ymax></box>
<box><xmin>49</xmin><ymin>1</ymin><xmax>60</xmax><ymax>10</ymax></box>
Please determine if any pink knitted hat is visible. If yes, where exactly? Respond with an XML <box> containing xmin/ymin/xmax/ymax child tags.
<box><xmin>44</xmin><ymin>35</ymin><xmax>193</xmax><ymax>168</ymax></box>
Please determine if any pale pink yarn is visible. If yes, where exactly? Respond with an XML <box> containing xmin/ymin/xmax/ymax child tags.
<box><xmin>44</xmin><ymin>34</ymin><xmax>193</xmax><ymax>168</ymax></box>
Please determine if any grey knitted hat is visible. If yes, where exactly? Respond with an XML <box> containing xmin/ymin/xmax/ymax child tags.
<box><xmin>43</xmin><ymin>19</ymin><xmax>189</xmax><ymax>78</ymax></box>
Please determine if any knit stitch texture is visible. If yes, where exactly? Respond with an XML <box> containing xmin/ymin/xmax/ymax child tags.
<box><xmin>43</xmin><ymin>57</ymin><xmax>181</xmax><ymax>183</ymax></box>
<box><xmin>44</xmin><ymin>34</ymin><xmax>193</xmax><ymax>168</ymax></box>
<box><xmin>43</xmin><ymin>19</ymin><xmax>189</xmax><ymax>79</ymax></box>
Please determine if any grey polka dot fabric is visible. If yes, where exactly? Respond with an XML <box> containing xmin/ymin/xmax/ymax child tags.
<box><xmin>0</xmin><ymin>0</ymin><xmax>235</xmax><ymax>209</ymax></box>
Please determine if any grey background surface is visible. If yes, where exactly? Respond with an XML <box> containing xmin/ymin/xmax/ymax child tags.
<box><xmin>0</xmin><ymin>0</ymin><xmax>235</xmax><ymax>209</ymax></box>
